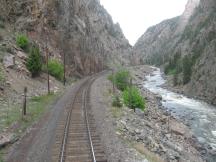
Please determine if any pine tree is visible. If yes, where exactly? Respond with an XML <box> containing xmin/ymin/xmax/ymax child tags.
<box><xmin>182</xmin><ymin>55</ymin><xmax>192</xmax><ymax>84</ymax></box>
<box><xmin>26</xmin><ymin>45</ymin><xmax>42</xmax><ymax>77</ymax></box>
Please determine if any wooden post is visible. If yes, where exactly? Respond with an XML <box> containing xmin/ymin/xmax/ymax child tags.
<box><xmin>7</xmin><ymin>91</ymin><xmax>9</xmax><ymax>120</ymax></box>
<box><xmin>23</xmin><ymin>87</ymin><xmax>27</xmax><ymax>116</ymax></box>
<box><xmin>90</xmin><ymin>58</ymin><xmax>92</xmax><ymax>75</ymax></box>
<box><xmin>129</xmin><ymin>78</ymin><xmax>134</xmax><ymax>112</ymax></box>
<box><xmin>63</xmin><ymin>52</ymin><xmax>66</xmax><ymax>86</ymax></box>
<box><xmin>112</xmin><ymin>70</ymin><xmax>115</xmax><ymax>94</ymax></box>
<box><xmin>46</xmin><ymin>47</ymin><xmax>50</xmax><ymax>94</ymax></box>
<box><xmin>102</xmin><ymin>60</ymin><xmax>104</xmax><ymax>71</ymax></box>
<box><xmin>12</xmin><ymin>56</ymin><xmax>15</xmax><ymax>65</ymax></box>
<box><xmin>93</xmin><ymin>60</ymin><xmax>96</xmax><ymax>73</ymax></box>
<box><xmin>44</xmin><ymin>17</ymin><xmax>50</xmax><ymax>94</ymax></box>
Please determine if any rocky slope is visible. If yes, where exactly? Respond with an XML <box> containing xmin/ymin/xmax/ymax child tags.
<box><xmin>133</xmin><ymin>0</ymin><xmax>216</xmax><ymax>105</ymax></box>
<box><xmin>0</xmin><ymin>0</ymin><xmax>131</xmax><ymax>77</ymax></box>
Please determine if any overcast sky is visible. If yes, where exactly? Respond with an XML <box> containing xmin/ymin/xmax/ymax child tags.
<box><xmin>100</xmin><ymin>0</ymin><xmax>188</xmax><ymax>45</ymax></box>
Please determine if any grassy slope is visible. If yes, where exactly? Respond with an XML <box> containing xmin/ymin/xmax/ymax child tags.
<box><xmin>0</xmin><ymin>92</ymin><xmax>61</xmax><ymax>161</ymax></box>
<box><xmin>1</xmin><ymin>93</ymin><xmax>60</xmax><ymax>132</ymax></box>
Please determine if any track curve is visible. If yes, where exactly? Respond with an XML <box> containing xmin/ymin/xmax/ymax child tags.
<box><xmin>52</xmin><ymin>73</ymin><xmax>107</xmax><ymax>162</ymax></box>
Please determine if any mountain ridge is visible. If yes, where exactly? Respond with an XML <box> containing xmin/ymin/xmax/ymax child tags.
<box><xmin>133</xmin><ymin>0</ymin><xmax>216</xmax><ymax>105</ymax></box>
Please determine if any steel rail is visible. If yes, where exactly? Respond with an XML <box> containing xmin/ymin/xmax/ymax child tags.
<box><xmin>59</xmin><ymin>78</ymin><xmax>89</xmax><ymax>162</ymax></box>
<box><xmin>83</xmin><ymin>77</ymin><xmax>98</xmax><ymax>162</ymax></box>
<box><xmin>59</xmin><ymin>71</ymin><xmax>107</xmax><ymax>162</ymax></box>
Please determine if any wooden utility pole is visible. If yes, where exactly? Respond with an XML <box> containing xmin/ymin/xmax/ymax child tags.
<box><xmin>63</xmin><ymin>51</ymin><xmax>66</xmax><ymax>86</ymax></box>
<box><xmin>90</xmin><ymin>57</ymin><xmax>92</xmax><ymax>75</ymax></box>
<box><xmin>112</xmin><ymin>70</ymin><xmax>115</xmax><ymax>94</ymax></box>
<box><xmin>129</xmin><ymin>78</ymin><xmax>134</xmax><ymax>112</ymax></box>
<box><xmin>101</xmin><ymin>59</ymin><xmax>103</xmax><ymax>71</ymax></box>
<box><xmin>43</xmin><ymin>15</ymin><xmax>50</xmax><ymax>94</ymax></box>
<box><xmin>23</xmin><ymin>87</ymin><xmax>27</xmax><ymax>116</ymax></box>
<box><xmin>46</xmin><ymin>42</ymin><xmax>50</xmax><ymax>94</ymax></box>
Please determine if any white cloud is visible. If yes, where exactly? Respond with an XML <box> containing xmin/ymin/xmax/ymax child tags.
<box><xmin>100</xmin><ymin>0</ymin><xmax>188</xmax><ymax>45</ymax></box>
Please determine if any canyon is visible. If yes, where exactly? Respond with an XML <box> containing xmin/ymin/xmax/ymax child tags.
<box><xmin>133</xmin><ymin>0</ymin><xmax>216</xmax><ymax>105</ymax></box>
<box><xmin>0</xmin><ymin>0</ymin><xmax>216</xmax><ymax>162</ymax></box>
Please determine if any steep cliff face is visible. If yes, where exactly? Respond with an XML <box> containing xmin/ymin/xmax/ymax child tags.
<box><xmin>133</xmin><ymin>0</ymin><xmax>216</xmax><ymax>105</ymax></box>
<box><xmin>133</xmin><ymin>17</ymin><xmax>180</xmax><ymax>65</ymax></box>
<box><xmin>0</xmin><ymin>0</ymin><xmax>131</xmax><ymax>76</ymax></box>
<box><xmin>133</xmin><ymin>0</ymin><xmax>200</xmax><ymax>65</ymax></box>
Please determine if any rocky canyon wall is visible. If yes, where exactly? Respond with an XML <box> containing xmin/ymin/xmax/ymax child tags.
<box><xmin>0</xmin><ymin>0</ymin><xmax>131</xmax><ymax>76</ymax></box>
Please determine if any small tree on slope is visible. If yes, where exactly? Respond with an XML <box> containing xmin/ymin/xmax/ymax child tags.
<box><xmin>26</xmin><ymin>45</ymin><xmax>42</xmax><ymax>77</ymax></box>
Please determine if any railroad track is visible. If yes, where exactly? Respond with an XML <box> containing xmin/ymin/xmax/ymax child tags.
<box><xmin>52</xmin><ymin>74</ymin><xmax>107</xmax><ymax>162</ymax></box>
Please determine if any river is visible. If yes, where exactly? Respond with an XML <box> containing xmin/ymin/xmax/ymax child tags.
<box><xmin>143</xmin><ymin>67</ymin><xmax>216</xmax><ymax>160</ymax></box>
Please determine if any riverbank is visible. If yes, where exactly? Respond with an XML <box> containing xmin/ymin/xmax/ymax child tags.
<box><xmin>126</xmin><ymin>65</ymin><xmax>206</xmax><ymax>162</ymax></box>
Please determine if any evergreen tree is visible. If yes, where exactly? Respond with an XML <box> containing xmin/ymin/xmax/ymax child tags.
<box><xmin>26</xmin><ymin>45</ymin><xmax>42</xmax><ymax>77</ymax></box>
<box><xmin>182</xmin><ymin>55</ymin><xmax>192</xmax><ymax>84</ymax></box>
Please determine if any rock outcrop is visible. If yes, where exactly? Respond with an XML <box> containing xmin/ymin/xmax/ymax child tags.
<box><xmin>0</xmin><ymin>0</ymin><xmax>131</xmax><ymax>76</ymax></box>
<box><xmin>133</xmin><ymin>0</ymin><xmax>216</xmax><ymax>105</ymax></box>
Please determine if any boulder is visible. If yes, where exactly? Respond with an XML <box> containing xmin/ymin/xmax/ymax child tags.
<box><xmin>155</xmin><ymin>94</ymin><xmax>162</xmax><ymax>100</ymax></box>
<box><xmin>17</xmin><ymin>51</ymin><xmax>27</xmax><ymax>61</ymax></box>
<box><xmin>155</xmin><ymin>94</ymin><xmax>162</xmax><ymax>105</ymax></box>
<box><xmin>3</xmin><ymin>54</ymin><xmax>15</xmax><ymax>68</ymax></box>
<box><xmin>0</xmin><ymin>86</ymin><xmax>4</xmax><ymax>91</ymax></box>
<box><xmin>135</xmin><ymin>129</ymin><xmax>142</xmax><ymax>135</ymax></box>
<box><xmin>135</xmin><ymin>108</ymin><xmax>144</xmax><ymax>118</ymax></box>
<box><xmin>120</xmin><ymin>120</ymin><xmax>127</xmax><ymax>126</ymax></box>
<box><xmin>0</xmin><ymin>133</ymin><xmax>15</xmax><ymax>148</ymax></box>
<box><xmin>163</xmin><ymin>140</ymin><xmax>183</xmax><ymax>153</ymax></box>
<box><xmin>168</xmin><ymin>151</ymin><xmax>180</xmax><ymax>161</ymax></box>
<box><xmin>6</xmin><ymin>81</ymin><xmax>11</xmax><ymax>86</ymax></box>
<box><xmin>170</xmin><ymin>120</ymin><xmax>186</xmax><ymax>136</ymax></box>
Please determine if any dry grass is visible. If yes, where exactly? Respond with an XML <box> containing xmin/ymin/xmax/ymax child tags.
<box><xmin>0</xmin><ymin>93</ymin><xmax>58</xmax><ymax>133</ymax></box>
<box><xmin>133</xmin><ymin>143</ymin><xmax>165</xmax><ymax>162</ymax></box>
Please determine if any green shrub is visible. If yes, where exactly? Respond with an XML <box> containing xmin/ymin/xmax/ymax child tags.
<box><xmin>107</xmin><ymin>74</ymin><xmax>113</xmax><ymax>82</ymax></box>
<box><xmin>122</xmin><ymin>86</ymin><xmax>145</xmax><ymax>111</ymax></box>
<box><xmin>112</xmin><ymin>95</ymin><xmax>122</xmax><ymax>107</ymax></box>
<box><xmin>47</xmin><ymin>59</ymin><xmax>64</xmax><ymax>81</ymax></box>
<box><xmin>167</xmin><ymin>68</ymin><xmax>176</xmax><ymax>75</ymax></box>
<box><xmin>164</xmin><ymin>63</ymin><xmax>177</xmax><ymax>75</ymax></box>
<box><xmin>26</xmin><ymin>45</ymin><xmax>42</xmax><ymax>77</ymax></box>
<box><xmin>109</xmin><ymin>70</ymin><xmax>130</xmax><ymax>91</ymax></box>
<box><xmin>16</xmin><ymin>34</ymin><xmax>29</xmax><ymax>50</ymax></box>
<box><xmin>164</xmin><ymin>52</ymin><xmax>181</xmax><ymax>75</ymax></box>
